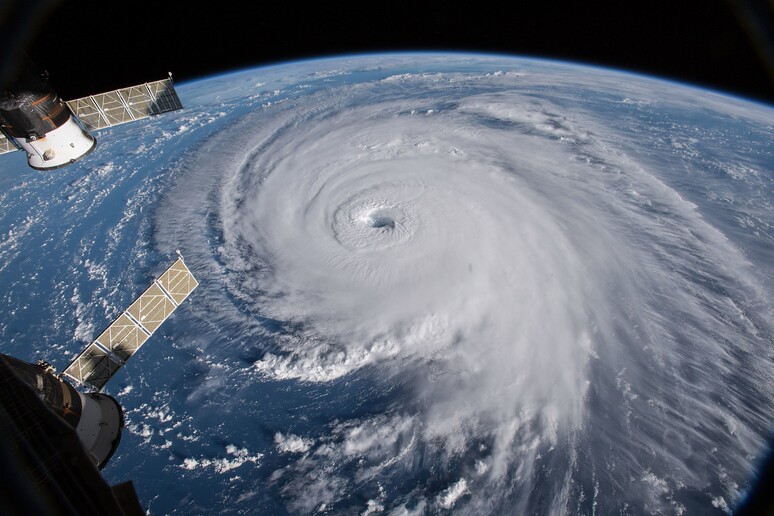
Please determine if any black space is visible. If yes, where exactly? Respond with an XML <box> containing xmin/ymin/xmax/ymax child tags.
<box><xmin>2</xmin><ymin>0</ymin><xmax>774</xmax><ymax>103</ymax></box>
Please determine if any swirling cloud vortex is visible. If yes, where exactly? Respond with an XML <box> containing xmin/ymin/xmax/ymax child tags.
<box><xmin>157</xmin><ymin>62</ymin><xmax>773</xmax><ymax>513</ymax></box>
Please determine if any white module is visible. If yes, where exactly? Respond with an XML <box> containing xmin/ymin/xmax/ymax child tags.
<box><xmin>18</xmin><ymin>116</ymin><xmax>96</xmax><ymax>169</ymax></box>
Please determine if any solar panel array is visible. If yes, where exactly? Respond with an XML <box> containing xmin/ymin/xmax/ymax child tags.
<box><xmin>63</xmin><ymin>257</ymin><xmax>198</xmax><ymax>390</ymax></box>
<box><xmin>0</xmin><ymin>132</ymin><xmax>14</xmax><ymax>154</ymax></box>
<box><xmin>66</xmin><ymin>76</ymin><xmax>183</xmax><ymax>131</ymax></box>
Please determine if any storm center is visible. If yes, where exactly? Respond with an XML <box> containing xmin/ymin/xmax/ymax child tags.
<box><xmin>364</xmin><ymin>208</ymin><xmax>398</xmax><ymax>229</ymax></box>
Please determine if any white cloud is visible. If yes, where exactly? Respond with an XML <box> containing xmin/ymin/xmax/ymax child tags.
<box><xmin>274</xmin><ymin>432</ymin><xmax>314</xmax><ymax>454</ymax></box>
<box><xmin>180</xmin><ymin>444</ymin><xmax>262</xmax><ymax>474</ymax></box>
<box><xmin>437</xmin><ymin>478</ymin><xmax>469</xmax><ymax>510</ymax></box>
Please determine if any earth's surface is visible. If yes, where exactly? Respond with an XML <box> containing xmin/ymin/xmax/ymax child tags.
<box><xmin>0</xmin><ymin>53</ymin><xmax>772</xmax><ymax>514</ymax></box>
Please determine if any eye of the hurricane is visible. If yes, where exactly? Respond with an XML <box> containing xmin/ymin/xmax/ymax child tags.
<box><xmin>364</xmin><ymin>208</ymin><xmax>397</xmax><ymax>229</ymax></box>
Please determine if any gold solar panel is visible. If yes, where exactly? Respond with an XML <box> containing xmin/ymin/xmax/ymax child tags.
<box><xmin>66</xmin><ymin>77</ymin><xmax>184</xmax><ymax>131</ymax></box>
<box><xmin>63</xmin><ymin>343</ymin><xmax>123</xmax><ymax>390</ymax></box>
<box><xmin>62</xmin><ymin>256</ymin><xmax>197</xmax><ymax>390</ymax></box>
<box><xmin>66</xmin><ymin>96</ymin><xmax>109</xmax><ymax>130</ymax></box>
<box><xmin>0</xmin><ymin>132</ymin><xmax>15</xmax><ymax>154</ymax></box>
<box><xmin>157</xmin><ymin>258</ymin><xmax>199</xmax><ymax>305</ymax></box>
<box><xmin>127</xmin><ymin>282</ymin><xmax>178</xmax><ymax>334</ymax></box>
<box><xmin>95</xmin><ymin>313</ymin><xmax>150</xmax><ymax>362</ymax></box>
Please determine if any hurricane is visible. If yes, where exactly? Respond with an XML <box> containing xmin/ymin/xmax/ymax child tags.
<box><xmin>1</xmin><ymin>54</ymin><xmax>772</xmax><ymax>514</ymax></box>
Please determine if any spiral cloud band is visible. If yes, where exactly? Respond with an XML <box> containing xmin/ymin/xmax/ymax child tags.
<box><xmin>147</xmin><ymin>56</ymin><xmax>774</xmax><ymax>513</ymax></box>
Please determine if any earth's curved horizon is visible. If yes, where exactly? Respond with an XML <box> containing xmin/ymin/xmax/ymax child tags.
<box><xmin>185</xmin><ymin>51</ymin><xmax>774</xmax><ymax>110</ymax></box>
<box><xmin>0</xmin><ymin>53</ymin><xmax>772</xmax><ymax>514</ymax></box>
